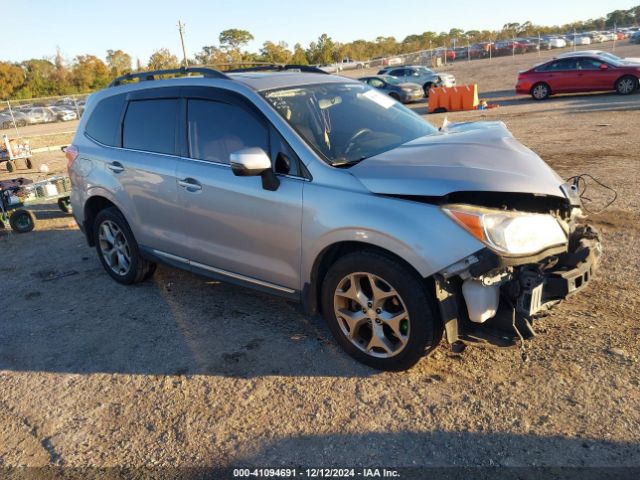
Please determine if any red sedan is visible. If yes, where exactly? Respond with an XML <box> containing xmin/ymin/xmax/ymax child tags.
<box><xmin>516</xmin><ymin>54</ymin><xmax>640</xmax><ymax>100</ymax></box>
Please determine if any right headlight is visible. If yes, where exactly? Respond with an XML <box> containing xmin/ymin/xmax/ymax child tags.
<box><xmin>443</xmin><ymin>204</ymin><xmax>567</xmax><ymax>257</ymax></box>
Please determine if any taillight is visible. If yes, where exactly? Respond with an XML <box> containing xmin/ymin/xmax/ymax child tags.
<box><xmin>65</xmin><ymin>145</ymin><xmax>79</xmax><ymax>170</ymax></box>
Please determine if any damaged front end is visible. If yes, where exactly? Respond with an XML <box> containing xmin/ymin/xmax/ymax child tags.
<box><xmin>434</xmin><ymin>189</ymin><xmax>602</xmax><ymax>351</ymax></box>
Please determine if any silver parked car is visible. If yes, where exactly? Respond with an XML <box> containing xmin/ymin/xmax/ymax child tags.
<box><xmin>358</xmin><ymin>75</ymin><xmax>424</xmax><ymax>103</ymax></box>
<box><xmin>23</xmin><ymin>107</ymin><xmax>57</xmax><ymax>124</ymax></box>
<box><xmin>68</xmin><ymin>67</ymin><xmax>601</xmax><ymax>370</ymax></box>
<box><xmin>0</xmin><ymin>110</ymin><xmax>28</xmax><ymax>129</ymax></box>
<box><xmin>377</xmin><ymin>65</ymin><xmax>456</xmax><ymax>95</ymax></box>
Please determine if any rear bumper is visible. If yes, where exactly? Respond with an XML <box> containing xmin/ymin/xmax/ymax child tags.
<box><xmin>515</xmin><ymin>81</ymin><xmax>532</xmax><ymax>95</ymax></box>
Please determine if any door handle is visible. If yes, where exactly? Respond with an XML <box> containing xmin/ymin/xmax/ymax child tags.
<box><xmin>108</xmin><ymin>162</ymin><xmax>124</xmax><ymax>173</ymax></box>
<box><xmin>178</xmin><ymin>178</ymin><xmax>202</xmax><ymax>192</ymax></box>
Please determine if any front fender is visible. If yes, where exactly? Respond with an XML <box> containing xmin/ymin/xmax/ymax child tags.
<box><xmin>301</xmin><ymin>182</ymin><xmax>484</xmax><ymax>286</ymax></box>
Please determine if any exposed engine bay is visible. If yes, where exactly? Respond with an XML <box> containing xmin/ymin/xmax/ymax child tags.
<box><xmin>433</xmin><ymin>183</ymin><xmax>605</xmax><ymax>356</ymax></box>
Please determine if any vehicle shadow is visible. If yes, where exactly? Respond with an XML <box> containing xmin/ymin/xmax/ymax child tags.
<box><xmin>488</xmin><ymin>90</ymin><xmax>640</xmax><ymax>111</ymax></box>
<box><xmin>0</xmin><ymin>228</ymin><xmax>374</xmax><ymax>378</ymax></box>
<box><xmin>227</xmin><ymin>430</ymin><xmax>640</xmax><ymax>474</ymax></box>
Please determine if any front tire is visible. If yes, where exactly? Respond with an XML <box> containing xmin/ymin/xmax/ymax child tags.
<box><xmin>423</xmin><ymin>82</ymin><xmax>434</xmax><ymax>97</ymax></box>
<box><xmin>321</xmin><ymin>251</ymin><xmax>441</xmax><ymax>371</ymax></box>
<box><xmin>615</xmin><ymin>75</ymin><xmax>637</xmax><ymax>95</ymax></box>
<box><xmin>93</xmin><ymin>207</ymin><xmax>155</xmax><ymax>285</ymax></box>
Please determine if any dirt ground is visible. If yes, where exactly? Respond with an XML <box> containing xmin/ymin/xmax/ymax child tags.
<box><xmin>0</xmin><ymin>42</ymin><xmax>639</xmax><ymax>471</ymax></box>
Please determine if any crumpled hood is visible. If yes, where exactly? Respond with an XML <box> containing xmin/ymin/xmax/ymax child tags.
<box><xmin>349</xmin><ymin>121</ymin><xmax>566</xmax><ymax>198</ymax></box>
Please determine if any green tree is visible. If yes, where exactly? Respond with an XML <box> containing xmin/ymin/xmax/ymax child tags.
<box><xmin>16</xmin><ymin>59</ymin><xmax>57</xmax><ymax>97</ymax></box>
<box><xmin>219</xmin><ymin>29</ymin><xmax>254</xmax><ymax>51</ymax></box>
<box><xmin>260</xmin><ymin>41</ymin><xmax>292</xmax><ymax>64</ymax></box>
<box><xmin>70</xmin><ymin>55</ymin><xmax>109</xmax><ymax>92</ymax></box>
<box><xmin>606</xmin><ymin>9</ymin><xmax>632</xmax><ymax>27</ymax></box>
<box><xmin>147</xmin><ymin>48</ymin><xmax>179</xmax><ymax>70</ymax></box>
<box><xmin>106</xmin><ymin>49</ymin><xmax>132</xmax><ymax>76</ymax></box>
<box><xmin>0</xmin><ymin>62</ymin><xmax>24</xmax><ymax>99</ymax></box>
<box><xmin>307</xmin><ymin>34</ymin><xmax>336</xmax><ymax>64</ymax></box>
<box><xmin>290</xmin><ymin>43</ymin><xmax>308</xmax><ymax>64</ymax></box>
<box><xmin>195</xmin><ymin>45</ymin><xmax>227</xmax><ymax>65</ymax></box>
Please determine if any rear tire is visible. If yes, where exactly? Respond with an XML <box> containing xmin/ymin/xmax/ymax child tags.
<box><xmin>6</xmin><ymin>160</ymin><xmax>14</xmax><ymax>173</ymax></box>
<box><xmin>9</xmin><ymin>209</ymin><xmax>35</xmax><ymax>233</ymax></box>
<box><xmin>321</xmin><ymin>251</ymin><xmax>441</xmax><ymax>371</ymax></box>
<box><xmin>25</xmin><ymin>158</ymin><xmax>33</xmax><ymax>169</ymax></box>
<box><xmin>389</xmin><ymin>92</ymin><xmax>401</xmax><ymax>101</ymax></box>
<box><xmin>93</xmin><ymin>207</ymin><xmax>156</xmax><ymax>285</ymax></box>
<box><xmin>615</xmin><ymin>75</ymin><xmax>637</xmax><ymax>95</ymax></box>
<box><xmin>423</xmin><ymin>82</ymin><xmax>434</xmax><ymax>97</ymax></box>
<box><xmin>531</xmin><ymin>82</ymin><xmax>550</xmax><ymax>100</ymax></box>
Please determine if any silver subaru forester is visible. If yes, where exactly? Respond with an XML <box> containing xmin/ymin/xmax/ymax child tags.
<box><xmin>68</xmin><ymin>66</ymin><xmax>600</xmax><ymax>370</ymax></box>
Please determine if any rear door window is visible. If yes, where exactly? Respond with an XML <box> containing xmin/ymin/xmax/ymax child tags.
<box><xmin>122</xmin><ymin>99</ymin><xmax>179</xmax><ymax>155</ymax></box>
<box><xmin>187</xmin><ymin>99</ymin><xmax>268</xmax><ymax>165</ymax></box>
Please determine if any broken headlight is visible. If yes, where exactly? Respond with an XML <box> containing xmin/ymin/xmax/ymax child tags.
<box><xmin>443</xmin><ymin>204</ymin><xmax>567</xmax><ymax>256</ymax></box>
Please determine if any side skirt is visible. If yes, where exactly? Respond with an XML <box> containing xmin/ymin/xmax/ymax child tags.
<box><xmin>139</xmin><ymin>246</ymin><xmax>301</xmax><ymax>302</ymax></box>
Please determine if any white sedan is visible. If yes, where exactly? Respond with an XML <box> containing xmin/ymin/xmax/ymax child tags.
<box><xmin>549</xmin><ymin>37</ymin><xmax>567</xmax><ymax>48</ymax></box>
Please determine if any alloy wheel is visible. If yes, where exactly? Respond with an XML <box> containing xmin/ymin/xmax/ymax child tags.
<box><xmin>98</xmin><ymin>220</ymin><xmax>131</xmax><ymax>276</ymax></box>
<box><xmin>333</xmin><ymin>272</ymin><xmax>410</xmax><ymax>358</ymax></box>
<box><xmin>618</xmin><ymin>78</ymin><xmax>635</xmax><ymax>94</ymax></box>
<box><xmin>532</xmin><ymin>84</ymin><xmax>548</xmax><ymax>99</ymax></box>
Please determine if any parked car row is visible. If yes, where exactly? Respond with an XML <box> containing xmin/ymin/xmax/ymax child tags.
<box><xmin>516</xmin><ymin>50</ymin><xmax>640</xmax><ymax>99</ymax></box>
<box><xmin>0</xmin><ymin>99</ymin><xmax>85</xmax><ymax>130</ymax></box>
<box><xmin>368</xmin><ymin>28</ymin><xmax>639</xmax><ymax>67</ymax></box>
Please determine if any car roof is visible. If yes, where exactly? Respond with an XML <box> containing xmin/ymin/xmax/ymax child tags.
<box><xmin>228</xmin><ymin>71</ymin><xmax>354</xmax><ymax>91</ymax></box>
<box><xmin>556</xmin><ymin>50</ymin><xmax>604</xmax><ymax>58</ymax></box>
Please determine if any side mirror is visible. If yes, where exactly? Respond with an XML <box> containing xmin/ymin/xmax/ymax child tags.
<box><xmin>230</xmin><ymin>147</ymin><xmax>280</xmax><ymax>191</ymax></box>
<box><xmin>599</xmin><ymin>63</ymin><xmax>608</xmax><ymax>70</ymax></box>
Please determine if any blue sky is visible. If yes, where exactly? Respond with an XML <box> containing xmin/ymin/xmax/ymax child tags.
<box><xmin>2</xmin><ymin>0</ymin><xmax>637</xmax><ymax>63</ymax></box>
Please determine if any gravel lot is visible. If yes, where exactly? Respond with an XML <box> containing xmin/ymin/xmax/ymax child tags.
<box><xmin>1</xmin><ymin>42</ymin><xmax>639</xmax><ymax>471</ymax></box>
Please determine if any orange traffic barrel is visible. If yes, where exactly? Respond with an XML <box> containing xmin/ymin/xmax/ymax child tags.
<box><xmin>428</xmin><ymin>84</ymin><xmax>479</xmax><ymax>113</ymax></box>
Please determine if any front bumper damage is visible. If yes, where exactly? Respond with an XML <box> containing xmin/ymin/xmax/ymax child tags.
<box><xmin>435</xmin><ymin>224</ymin><xmax>602</xmax><ymax>349</ymax></box>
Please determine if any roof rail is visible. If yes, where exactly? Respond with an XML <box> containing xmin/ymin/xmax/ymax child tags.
<box><xmin>108</xmin><ymin>66</ymin><xmax>230</xmax><ymax>87</ymax></box>
<box><xmin>225</xmin><ymin>64</ymin><xmax>330</xmax><ymax>74</ymax></box>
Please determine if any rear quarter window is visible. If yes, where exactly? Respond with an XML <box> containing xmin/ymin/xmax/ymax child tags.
<box><xmin>84</xmin><ymin>94</ymin><xmax>126</xmax><ymax>146</ymax></box>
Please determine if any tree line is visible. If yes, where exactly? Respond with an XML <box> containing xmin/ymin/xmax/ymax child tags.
<box><xmin>1</xmin><ymin>5</ymin><xmax>638</xmax><ymax>100</ymax></box>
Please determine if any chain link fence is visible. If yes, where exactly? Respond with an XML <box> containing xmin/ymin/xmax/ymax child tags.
<box><xmin>0</xmin><ymin>94</ymin><xmax>88</xmax><ymax>135</ymax></box>
<box><xmin>356</xmin><ymin>28</ymin><xmax>635</xmax><ymax>71</ymax></box>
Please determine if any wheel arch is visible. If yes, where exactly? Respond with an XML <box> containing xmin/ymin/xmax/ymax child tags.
<box><xmin>530</xmin><ymin>81</ymin><xmax>552</xmax><ymax>97</ymax></box>
<box><xmin>303</xmin><ymin>240</ymin><xmax>434</xmax><ymax>316</ymax></box>
<box><xmin>83</xmin><ymin>195</ymin><xmax>119</xmax><ymax>246</ymax></box>
<box><xmin>614</xmin><ymin>74</ymin><xmax>639</xmax><ymax>91</ymax></box>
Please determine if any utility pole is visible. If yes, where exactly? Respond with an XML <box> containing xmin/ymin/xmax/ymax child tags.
<box><xmin>177</xmin><ymin>20</ymin><xmax>188</xmax><ymax>67</ymax></box>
